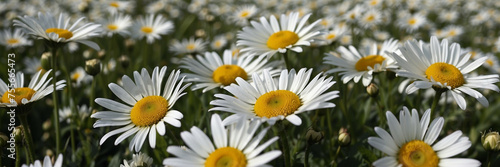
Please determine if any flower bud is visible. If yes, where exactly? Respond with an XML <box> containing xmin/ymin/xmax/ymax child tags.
<box><xmin>119</xmin><ymin>55</ymin><xmax>130</xmax><ymax>69</ymax></box>
<box><xmin>482</xmin><ymin>131</ymin><xmax>500</xmax><ymax>151</ymax></box>
<box><xmin>338</xmin><ymin>129</ymin><xmax>351</xmax><ymax>146</ymax></box>
<box><xmin>367</xmin><ymin>83</ymin><xmax>379</xmax><ymax>97</ymax></box>
<box><xmin>42</xmin><ymin>119</ymin><xmax>52</xmax><ymax>131</ymax></box>
<box><xmin>41</xmin><ymin>52</ymin><xmax>52</xmax><ymax>71</ymax></box>
<box><xmin>306</xmin><ymin>128</ymin><xmax>324</xmax><ymax>145</ymax></box>
<box><xmin>85</xmin><ymin>59</ymin><xmax>101</xmax><ymax>76</ymax></box>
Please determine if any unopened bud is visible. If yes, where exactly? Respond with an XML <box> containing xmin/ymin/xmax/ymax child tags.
<box><xmin>42</xmin><ymin>119</ymin><xmax>52</xmax><ymax>131</ymax></box>
<box><xmin>306</xmin><ymin>128</ymin><xmax>324</xmax><ymax>145</ymax></box>
<box><xmin>46</xmin><ymin>149</ymin><xmax>54</xmax><ymax>157</ymax></box>
<box><xmin>41</xmin><ymin>52</ymin><xmax>52</xmax><ymax>70</ymax></box>
<box><xmin>338</xmin><ymin>128</ymin><xmax>351</xmax><ymax>146</ymax></box>
<box><xmin>85</xmin><ymin>59</ymin><xmax>101</xmax><ymax>76</ymax></box>
<box><xmin>367</xmin><ymin>83</ymin><xmax>379</xmax><ymax>97</ymax></box>
<box><xmin>119</xmin><ymin>55</ymin><xmax>130</xmax><ymax>69</ymax></box>
<box><xmin>98</xmin><ymin>50</ymin><xmax>106</xmax><ymax>59</ymax></box>
<box><xmin>14</xmin><ymin>126</ymin><xmax>23</xmax><ymax>143</ymax></box>
<box><xmin>482</xmin><ymin>131</ymin><xmax>500</xmax><ymax>151</ymax></box>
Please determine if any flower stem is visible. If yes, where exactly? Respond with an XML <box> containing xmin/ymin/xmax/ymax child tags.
<box><xmin>277</xmin><ymin>121</ymin><xmax>291</xmax><ymax>167</ymax></box>
<box><xmin>430</xmin><ymin>88</ymin><xmax>445</xmax><ymax>119</ymax></box>
<box><xmin>304</xmin><ymin>144</ymin><xmax>310</xmax><ymax>167</ymax></box>
<box><xmin>332</xmin><ymin>145</ymin><xmax>341</xmax><ymax>166</ymax></box>
<box><xmin>18</xmin><ymin>115</ymin><xmax>34</xmax><ymax>163</ymax></box>
<box><xmin>50</xmin><ymin>46</ymin><xmax>61</xmax><ymax>154</ymax></box>
<box><xmin>15</xmin><ymin>141</ymin><xmax>21</xmax><ymax>167</ymax></box>
<box><xmin>283</xmin><ymin>52</ymin><xmax>290</xmax><ymax>69</ymax></box>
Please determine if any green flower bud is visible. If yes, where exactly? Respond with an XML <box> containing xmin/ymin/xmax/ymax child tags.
<box><xmin>482</xmin><ymin>131</ymin><xmax>500</xmax><ymax>151</ymax></box>
<box><xmin>85</xmin><ymin>59</ymin><xmax>101</xmax><ymax>76</ymax></box>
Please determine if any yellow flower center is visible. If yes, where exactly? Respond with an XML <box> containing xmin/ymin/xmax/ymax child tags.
<box><xmin>130</xmin><ymin>96</ymin><xmax>168</xmax><ymax>127</ymax></box>
<box><xmin>1</xmin><ymin>87</ymin><xmax>36</xmax><ymax>105</ymax></box>
<box><xmin>486</xmin><ymin>59</ymin><xmax>494</xmax><ymax>66</ymax></box>
<box><xmin>425</xmin><ymin>62</ymin><xmax>465</xmax><ymax>89</ymax></box>
<box><xmin>45</xmin><ymin>28</ymin><xmax>73</xmax><ymax>39</ymax></box>
<box><xmin>212</xmin><ymin>65</ymin><xmax>247</xmax><ymax>86</ymax></box>
<box><xmin>110</xmin><ymin>2</ymin><xmax>119</xmax><ymax>8</ymax></box>
<box><xmin>214</xmin><ymin>41</ymin><xmax>222</xmax><ymax>47</ymax></box>
<box><xmin>239</xmin><ymin>11</ymin><xmax>250</xmax><ymax>18</ymax></box>
<box><xmin>107</xmin><ymin>24</ymin><xmax>118</xmax><ymax>30</ymax></box>
<box><xmin>266</xmin><ymin>30</ymin><xmax>299</xmax><ymax>50</ymax></box>
<box><xmin>320</xmin><ymin>20</ymin><xmax>328</xmax><ymax>26</ymax></box>
<box><xmin>141</xmin><ymin>26</ymin><xmax>153</xmax><ymax>34</ymax></box>
<box><xmin>7</xmin><ymin>39</ymin><xmax>19</xmax><ymax>44</ymax></box>
<box><xmin>254</xmin><ymin>90</ymin><xmax>301</xmax><ymax>118</ymax></box>
<box><xmin>398</xmin><ymin>140</ymin><xmax>439</xmax><ymax>167</ymax></box>
<box><xmin>355</xmin><ymin>55</ymin><xmax>385</xmax><ymax>71</ymax></box>
<box><xmin>186</xmin><ymin>44</ymin><xmax>196</xmax><ymax>51</ymax></box>
<box><xmin>205</xmin><ymin>147</ymin><xmax>247</xmax><ymax>167</ymax></box>
<box><xmin>408</xmin><ymin>18</ymin><xmax>417</xmax><ymax>25</ymax></box>
<box><xmin>71</xmin><ymin>73</ymin><xmax>80</xmax><ymax>81</ymax></box>
<box><xmin>326</xmin><ymin>34</ymin><xmax>336</xmax><ymax>40</ymax></box>
<box><xmin>366</xmin><ymin>15</ymin><xmax>375</xmax><ymax>22</ymax></box>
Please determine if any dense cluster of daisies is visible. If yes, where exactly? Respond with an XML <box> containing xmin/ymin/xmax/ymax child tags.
<box><xmin>1</xmin><ymin>0</ymin><xmax>500</xmax><ymax>166</ymax></box>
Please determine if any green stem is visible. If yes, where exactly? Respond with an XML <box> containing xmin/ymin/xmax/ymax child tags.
<box><xmin>90</xmin><ymin>76</ymin><xmax>96</xmax><ymax>110</ymax></box>
<box><xmin>18</xmin><ymin>115</ymin><xmax>34</xmax><ymax>163</ymax></box>
<box><xmin>50</xmin><ymin>46</ymin><xmax>61</xmax><ymax>154</ymax></box>
<box><xmin>332</xmin><ymin>145</ymin><xmax>341</xmax><ymax>166</ymax></box>
<box><xmin>15</xmin><ymin>141</ymin><xmax>21</xmax><ymax>167</ymax></box>
<box><xmin>304</xmin><ymin>144</ymin><xmax>310</xmax><ymax>167</ymax></box>
<box><xmin>283</xmin><ymin>52</ymin><xmax>290</xmax><ymax>70</ymax></box>
<box><xmin>277</xmin><ymin>122</ymin><xmax>291</xmax><ymax>167</ymax></box>
<box><xmin>374</xmin><ymin>97</ymin><xmax>386</xmax><ymax>126</ymax></box>
<box><xmin>430</xmin><ymin>88</ymin><xmax>445</xmax><ymax>119</ymax></box>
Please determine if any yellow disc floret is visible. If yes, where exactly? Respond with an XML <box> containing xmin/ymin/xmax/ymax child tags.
<box><xmin>398</xmin><ymin>140</ymin><xmax>439</xmax><ymax>167</ymax></box>
<box><xmin>212</xmin><ymin>65</ymin><xmax>248</xmax><ymax>86</ymax></box>
<box><xmin>205</xmin><ymin>147</ymin><xmax>247</xmax><ymax>167</ymax></box>
<box><xmin>1</xmin><ymin>87</ymin><xmax>36</xmax><ymax>105</ymax></box>
<box><xmin>7</xmin><ymin>39</ymin><xmax>19</xmax><ymax>45</ymax></box>
<box><xmin>107</xmin><ymin>24</ymin><xmax>118</xmax><ymax>30</ymax></box>
<box><xmin>266</xmin><ymin>30</ymin><xmax>299</xmax><ymax>50</ymax></box>
<box><xmin>254</xmin><ymin>90</ymin><xmax>301</xmax><ymax>118</ymax></box>
<box><xmin>141</xmin><ymin>26</ymin><xmax>153</xmax><ymax>34</ymax></box>
<box><xmin>355</xmin><ymin>55</ymin><xmax>385</xmax><ymax>71</ymax></box>
<box><xmin>130</xmin><ymin>96</ymin><xmax>168</xmax><ymax>126</ymax></box>
<box><xmin>425</xmin><ymin>62</ymin><xmax>465</xmax><ymax>89</ymax></box>
<box><xmin>46</xmin><ymin>28</ymin><xmax>73</xmax><ymax>39</ymax></box>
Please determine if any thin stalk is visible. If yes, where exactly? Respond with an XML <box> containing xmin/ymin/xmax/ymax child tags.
<box><xmin>277</xmin><ymin>122</ymin><xmax>291</xmax><ymax>167</ymax></box>
<box><xmin>332</xmin><ymin>145</ymin><xmax>341</xmax><ymax>166</ymax></box>
<box><xmin>283</xmin><ymin>52</ymin><xmax>290</xmax><ymax>69</ymax></box>
<box><xmin>15</xmin><ymin>141</ymin><xmax>21</xmax><ymax>167</ymax></box>
<box><xmin>18</xmin><ymin>115</ymin><xmax>34</xmax><ymax>163</ymax></box>
<box><xmin>430</xmin><ymin>88</ymin><xmax>445</xmax><ymax>119</ymax></box>
<box><xmin>50</xmin><ymin>46</ymin><xmax>61</xmax><ymax>154</ymax></box>
<box><xmin>374</xmin><ymin>98</ymin><xmax>386</xmax><ymax>126</ymax></box>
<box><xmin>90</xmin><ymin>77</ymin><xmax>97</xmax><ymax>110</ymax></box>
<box><xmin>304</xmin><ymin>144</ymin><xmax>310</xmax><ymax>167</ymax></box>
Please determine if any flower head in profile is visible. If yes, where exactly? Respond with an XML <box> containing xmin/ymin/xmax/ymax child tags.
<box><xmin>163</xmin><ymin>114</ymin><xmax>281</xmax><ymax>167</ymax></box>
<box><xmin>91</xmin><ymin>66</ymin><xmax>190</xmax><ymax>152</ymax></box>
<box><xmin>13</xmin><ymin>12</ymin><xmax>101</xmax><ymax>50</ymax></box>
<box><xmin>324</xmin><ymin>38</ymin><xmax>399</xmax><ymax>86</ymax></box>
<box><xmin>101</xmin><ymin>13</ymin><xmax>132</xmax><ymax>37</ymax></box>
<box><xmin>120</xmin><ymin>152</ymin><xmax>153</xmax><ymax>167</ymax></box>
<box><xmin>169</xmin><ymin>37</ymin><xmax>207</xmax><ymax>55</ymax></box>
<box><xmin>22</xmin><ymin>154</ymin><xmax>63</xmax><ymax>167</ymax></box>
<box><xmin>180</xmin><ymin>50</ymin><xmax>282</xmax><ymax>92</ymax></box>
<box><xmin>237</xmin><ymin>12</ymin><xmax>322</xmax><ymax>59</ymax></box>
<box><xmin>392</xmin><ymin>36</ymin><xmax>499</xmax><ymax>110</ymax></box>
<box><xmin>210</xmin><ymin>68</ymin><xmax>338</xmax><ymax>125</ymax></box>
<box><xmin>368</xmin><ymin>107</ymin><xmax>480</xmax><ymax>167</ymax></box>
<box><xmin>229</xmin><ymin>5</ymin><xmax>258</xmax><ymax>26</ymax></box>
<box><xmin>0</xmin><ymin>28</ymin><xmax>32</xmax><ymax>49</ymax></box>
<box><xmin>0</xmin><ymin>70</ymin><xmax>65</xmax><ymax>109</ymax></box>
<box><xmin>132</xmin><ymin>14</ymin><xmax>174</xmax><ymax>44</ymax></box>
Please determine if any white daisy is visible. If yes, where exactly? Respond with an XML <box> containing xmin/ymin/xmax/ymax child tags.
<box><xmin>230</xmin><ymin>5</ymin><xmax>258</xmax><ymax>26</ymax></box>
<box><xmin>120</xmin><ymin>152</ymin><xmax>153</xmax><ymax>167</ymax></box>
<box><xmin>323</xmin><ymin>38</ymin><xmax>399</xmax><ymax>86</ymax></box>
<box><xmin>397</xmin><ymin>13</ymin><xmax>426</xmax><ymax>33</ymax></box>
<box><xmin>210</xmin><ymin>35</ymin><xmax>228</xmax><ymax>50</ymax></box>
<box><xmin>22</xmin><ymin>154</ymin><xmax>63</xmax><ymax>167</ymax></box>
<box><xmin>23</xmin><ymin>56</ymin><xmax>44</xmax><ymax>75</ymax></box>
<box><xmin>392</xmin><ymin>36</ymin><xmax>499</xmax><ymax>110</ymax></box>
<box><xmin>315</xmin><ymin>26</ymin><xmax>346</xmax><ymax>46</ymax></box>
<box><xmin>368</xmin><ymin>107</ymin><xmax>480</xmax><ymax>167</ymax></box>
<box><xmin>70</xmin><ymin>67</ymin><xmax>92</xmax><ymax>87</ymax></box>
<box><xmin>91</xmin><ymin>66</ymin><xmax>191</xmax><ymax>152</ymax></box>
<box><xmin>102</xmin><ymin>13</ymin><xmax>132</xmax><ymax>37</ymax></box>
<box><xmin>169</xmin><ymin>37</ymin><xmax>207</xmax><ymax>55</ymax></box>
<box><xmin>0</xmin><ymin>28</ymin><xmax>32</xmax><ymax>49</ymax></box>
<box><xmin>236</xmin><ymin>12</ymin><xmax>322</xmax><ymax>59</ymax></box>
<box><xmin>359</xmin><ymin>9</ymin><xmax>382</xmax><ymax>29</ymax></box>
<box><xmin>59</xmin><ymin>104</ymin><xmax>90</xmax><ymax>123</ymax></box>
<box><xmin>163</xmin><ymin>114</ymin><xmax>281</xmax><ymax>167</ymax></box>
<box><xmin>210</xmin><ymin>68</ymin><xmax>338</xmax><ymax>126</ymax></box>
<box><xmin>132</xmin><ymin>14</ymin><xmax>174</xmax><ymax>44</ymax></box>
<box><xmin>180</xmin><ymin>50</ymin><xmax>282</xmax><ymax>93</ymax></box>
<box><xmin>104</xmin><ymin>0</ymin><xmax>132</xmax><ymax>15</ymax></box>
<box><xmin>0</xmin><ymin>69</ymin><xmax>65</xmax><ymax>108</ymax></box>
<box><xmin>13</xmin><ymin>12</ymin><xmax>101</xmax><ymax>50</ymax></box>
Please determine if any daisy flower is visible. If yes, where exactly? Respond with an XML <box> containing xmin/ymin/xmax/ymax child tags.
<box><xmin>132</xmin><ymin>14</ymin><xmax>174</xmax><ymax>44</ymax></box>
<box><xmin>22</xmin><ymin>154</ymin><xmax>63</xmax><ymax>167</ymax></box>
<box><xmin>59</xmin><ymin>104</ymin><xmax>90</xmax><ymax>123</ymax></box>
<box><xmin>70</xmin><ymin>67</ymin><xmax>92</xmax><ymax>87</ymax></box>
<box><xmin>120</xmin><ymin>152</ymin><xmax>153</xmax><ymax>167</ymax></box>
<box><xmin>210</xmin><ymin>68</ymin><xmax>338</xmax><ymax>125</ymax></box>
<box><xmin>91</xmin><ymin>66</ymin><xmax>191</xmax><ymax>152</ymax></box>
<box><xmin>180</xmin><ymin>50</ymin><xmax>282</xmax><ymax>92</ymax></box>
<box><xmin>210</xmin><ymin>35</ymin><xmax>228</xmax><ymax>50</ymax></box>
<box><xmin>104</xmin><ymin>0</ymin><xmax>132</xmax><ymax>15</ymax></box>
<box><xmin>0</xmin><ymin>28</ymin><xmax>32</xmax><ymax>49</ymax></box>
<box><xmin>230</xmin><ymin>5</ymin><xmax>258</xmax><ymax>26</ymax></box>
<box><xmin>368</xmin><ymin>107</ymin><xmax>480</xmax><ymax>167</ymax></box>
<box><xmin>236</xmin><ymin>12</ymin><xmax>322</xmax><ymax>59</ymax></box>
<box><xmin>163</xmin><ymin>114</ymin><xmax>281</xmax><ymax>167</ymax></box>
<box><xmin>0</xmin><ymin>70</ymin><xmax>65</xmax><ymax>108</ymax></box>
<box><xmin>13</xmin><ymin>12</ymin><xmax>101</xmax><ymax>50</ymax></box>
<box><xmin>169</xmin><ymin>37</ymin><xmax>207</xmax><ymax>55</ymax></box>
<box><xmin>23</xmin><ymin>56</ymin><xmax>44</xmax><ymax>75</ymax></box>
<box><xmin>323</xmin><ymin>38</ymin><xmax>399</xmax><ymax>86</ymax></box>
<box><xmin>358</xmin><ymin>9</ymin><xmax>382</xmax><ymax>29</ymax></box>
<box><xmin>102</xmin><ymin>13</ymin><xmax>132</xmax><ymax>37</ymax></box>
<box><xmin>392</xmin><ymin>36</ymin><xmax>499</xmax><ymax>110</ymax></box>
<box><xmin>397</xmin><ymin>13</ymin><xmax>426</xmax><ymax>33</ymax></box>
<box><xmin>316</xmin><ymin>26</ymin><xmax>346</xmax><ymax>46</ymax></box>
